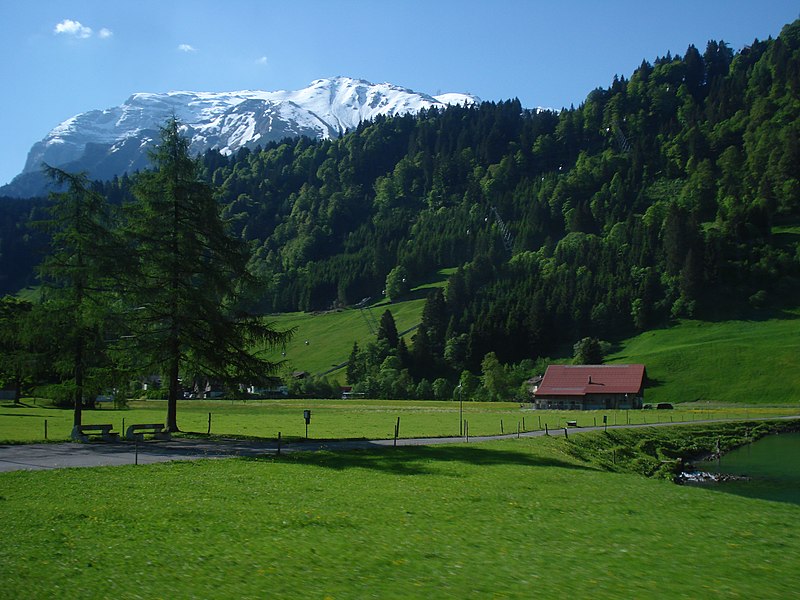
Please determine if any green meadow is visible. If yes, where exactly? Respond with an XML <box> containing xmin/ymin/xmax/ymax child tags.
<box><xmin>2</xmin><ymin>398</ymin><xmax>797</xmax><ymax>444</ymax></box>
<box><xmin>2</xmin><ymin>429</ymin><xmax>799</xmax><ymax>598</ymax></box>
<box><xmin>257</xmin><ymin>269</ymin><xmax>453</xmax><ymax>378</ymax></box>
<box><xmin>608</xmin><ymin>310</ymin><xmax>800</xmax><ymax>405</ymax></box>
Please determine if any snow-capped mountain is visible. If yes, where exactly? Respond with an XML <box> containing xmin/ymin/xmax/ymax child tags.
<box><xmin>1</xmin><ymin>77</ymin><xmax>479</xmax><ymax>197</ymax></box>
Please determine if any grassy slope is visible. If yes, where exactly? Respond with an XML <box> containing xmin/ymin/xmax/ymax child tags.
<box><xmin>258</xmin><ymin>268</ymin><xmax>454</xmax><ymax>378</ymax></box>
<box><xmin>608</xmin><ymin>310</ymin><xmax>800</xmax><ymax>405</ymax></box>
<box><xmin>1</xmin><ymin>432</ymin><xmax>798</xmax><ymax>598</ymax></box>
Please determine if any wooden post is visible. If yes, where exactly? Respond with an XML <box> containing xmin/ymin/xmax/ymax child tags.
<box><xmin>564</xmin><ymin>427</ymin><xmax>568</xmax><ymax>439</ymax></box>
<box><xmin>545</xmin><ymin>424</ymin><xmax>549</xmax><ymax>436</ymax></box>
<box><xmin>594</xmin><ymin>417</ymin><xmax>596</xmax><ymax>427</ymax></box>
<box><xmin>44</xmin><ymin>419</ymin><xmax>48</xmax><ymax>440</ymax></box>
<box><xmin>522</xmin><ymin>417</ymin><xmax>526</xmax><ymax>431</ymax></box>
<box><xmin>135</xmin><ymin>440</ymin><xmax>139</xmax><ymax>465</ymax></box>
<box><xmin>122</xmin><ymin>417</ymin><xmax>125</xmax><ymax>436</ymax></box>
<box><xmin>501</xmin><ymin>419</ymin><xmax>504</xmax><ymax>434</ymax></box>
<box><xmin>277</xmin><ymin>432</ymin><xmax>281</xmax><ymax>455</ymax></box>
<box><xmin>394</xmin><ymin>417</ymin><xmax>400</xmax><ymax>446</ymax></box>
<box><xmin>207</xmin><ymin>412</ymin><xmax>212</xmax><ymax>435</ymax></box>
<box><xmin>466</xmin><ymin>421</ymin><xmax>469</xmax><ymax>442</ymax></box>
<box><xmin>538</xmin><ymin>416</ymin><xmax>542</xmax><ymax>430</ymax></box>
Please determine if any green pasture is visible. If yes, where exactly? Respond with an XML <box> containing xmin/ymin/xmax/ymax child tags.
<box><xmin>2</xmin><ymin>428</ymin><xmax>799</xmax><ymax>598</ymax></box>
<box><xmin>2</xmin><ymin>398</ymin><xmax>797</xmax><ymax>444</ymax></box>
<box><xmin>257</xmin><ymin>268</ymin><xmax>454</xmax><ymax>378</ymax></box>
<box><xmin>608</xmin><ymin>310</ymin><xmax>800</xmax><ymax>405</ymax></box>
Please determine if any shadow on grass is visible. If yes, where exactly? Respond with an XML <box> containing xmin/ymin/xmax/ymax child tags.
<box><xmin>1</xmin><ymin>402</ymin><xmax>37</xmax><ymax>409</ymax></box>
<box><xmin>257</xmin><ymin>444</ymin><xmax>594</xmax><ymax>476</ymax></box>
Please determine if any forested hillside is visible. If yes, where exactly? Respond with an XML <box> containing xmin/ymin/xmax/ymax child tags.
<box><xmin>4</xmin><ymin>20</ymin><xmax>800</xmax><ymax>393</ymax></box>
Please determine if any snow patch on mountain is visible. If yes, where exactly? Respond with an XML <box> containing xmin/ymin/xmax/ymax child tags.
<box><xmin>21</xmin><ymin>77</ymin><xmax>480</xmax><ymax>177</ymax></box>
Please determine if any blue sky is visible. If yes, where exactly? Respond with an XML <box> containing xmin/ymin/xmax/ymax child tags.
<box><xmin>0</xmin><ymin>0</ymin><xmax>797</xmax><ymax>186</ymax></box>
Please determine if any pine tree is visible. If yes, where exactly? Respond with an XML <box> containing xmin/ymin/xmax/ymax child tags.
<box><xmin>377</xmin><ymin>309</ymin><xmax>399</xmax><ymax>348</ymax></box>
<box><xmin>35</xmin><ymin>167</ymin><xmax>124</xmax><ymax>429</ymax></box>
<box><xmin>122</xmin><ymin>119</ymin><xmax>290</xmax><ymax>431</ymax></box>
<box><xmin>0</xmin><ymin>296</ymin><xmax>33</xmax><ymax>404</ymax></box>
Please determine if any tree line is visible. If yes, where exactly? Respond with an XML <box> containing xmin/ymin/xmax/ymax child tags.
<box><xmin>0</xmin><ymin>120</ymin><xmax>290</xmax><ymax>430</ymax></box>
<box><xmin>2</xmin><ymin>20</ymin><xmax>800</xmax><ymax>400</ymax></box>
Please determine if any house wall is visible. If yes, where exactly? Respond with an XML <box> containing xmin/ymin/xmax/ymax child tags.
<box><xmin>534</xmin><ymin>393</ymin><xmax>643</xmax><ymax>410</ymax></box>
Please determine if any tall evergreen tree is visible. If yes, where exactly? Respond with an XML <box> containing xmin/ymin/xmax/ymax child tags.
<box><xmin>0</xmin><ymin>296</ymin><xmax>33</xmax><ymax>404</ymax></box>
<box><xmin>377</xmin><ymin>309</ymin><xmax>399</xmax><ymax>348</ymax></box>
<box><xmin>36</xmin><ymin>167</ymin><xmax>123</xmax><ymax>428</ymax></box>
<box><xmin>122</xmin><ymin>119</ymin><xmax>290</xmax><ymax>431</ymax></box>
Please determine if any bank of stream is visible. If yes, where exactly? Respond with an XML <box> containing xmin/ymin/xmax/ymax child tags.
<box><xmin>560</xmin><ymin>419</ymin><xmax>800</xmax><ymax>501</ymax></box>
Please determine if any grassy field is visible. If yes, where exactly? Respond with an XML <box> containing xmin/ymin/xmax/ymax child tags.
<box><xmin>1</xmin><ymin>428</ymin><xmax>798</xmax><ymax>598</ymax></box>
<box><xmin>608</xmin><ymin>310</ymin><xmax>800</xmax><ymax>405</ymax></box>
<box><xmin>2</xmin><ymin>398</ymin><xmax>798</xmax><ymax>444</ymax></box>
<box><xmin>258</xmin><ymin>268</ymin><xmax>454</xmax><ymax>378</ymax></box>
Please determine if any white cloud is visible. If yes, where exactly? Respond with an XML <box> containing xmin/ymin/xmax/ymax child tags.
<box><xmin>98</xmin><ymin>28</ymin><xmax>113</xmax><ymax>39</ymax></box>
<box><xmin>178</xmin><ymin>43</ymin><xmax>197</xmax><ymax>53</ymax></box>
<box><xmin>255</xmin><ymin>56</ymin><xmax>268</xmax><ymax>66</ymax></box>
<box><xmin>54</xmin><ymin>19</ymin><xmax>93</xmax><ymax>39</ymax></box>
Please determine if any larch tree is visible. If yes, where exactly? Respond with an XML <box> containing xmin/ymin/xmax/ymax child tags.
<box><xmin>36</xmin><ymin>167</ymin><xmax>123</xmax><ymax>429</ymax></box>
<box><xmin>122</xmin><ymin>119</ymin><xmax>290</xmax><ymax>431</ymax></box>
<box><xmin>0</xmin><ymin>296</ymin><xmax>34</xmax><ymax>404</ymax></box>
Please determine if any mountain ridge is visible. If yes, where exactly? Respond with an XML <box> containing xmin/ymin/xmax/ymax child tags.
<box><xmin>1</xmin><ymin>77</ymin><xmax>479</xmax><ymax>198</ymax></box>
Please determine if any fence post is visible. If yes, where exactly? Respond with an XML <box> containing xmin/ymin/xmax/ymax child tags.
<box><xmin>208</xmin><ymin>412</ymin><xmax>212</xmax><ymax>435</ymax></box>
<box><xmin>277</xmin><ymin>431</ymin><xmax>281</xmax><ymax>456</ymax></box>
<box><xmin>44</xmin><ymin>419</ymin><xmax>48</xmax><ymax>440</ymax></box>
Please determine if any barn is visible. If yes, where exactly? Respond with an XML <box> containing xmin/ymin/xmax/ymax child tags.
<box><xmin>533</xmin><ymin>364</ymin><xmax>646</xmax><ymax>410</ymax></box>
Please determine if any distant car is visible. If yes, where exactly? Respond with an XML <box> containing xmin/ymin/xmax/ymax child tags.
<box><xmin>656</xmin><ymin>403</ymin><xmax>674</xmax><ymax>410</ymax></box>
<box><xmin>643</xmin><ymin>404</ymin><xmax>653</xmax><ymax>409</ymax></box>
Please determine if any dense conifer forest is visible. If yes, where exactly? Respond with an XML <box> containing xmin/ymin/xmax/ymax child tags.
<box><xmin>2</xmin><ymin>20</ymin><xmax>799</xmax><ymax>395</ymax></box>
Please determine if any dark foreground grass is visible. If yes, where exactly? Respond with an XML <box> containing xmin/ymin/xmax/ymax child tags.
<box><xmin>1</xmin><ymin>430</ymin><xmax>799</xmax><ymax>598</ymax></box>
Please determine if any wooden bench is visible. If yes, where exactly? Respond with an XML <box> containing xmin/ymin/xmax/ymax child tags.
<box><xmin>71</xmin><ymin>424</ymin><xmax>120</xmax><ymax>442</ymax></box>
<box><xmin>125</xmin><ymin>423</ymin><xmax>171</xmax><ymax>441</ymax></box>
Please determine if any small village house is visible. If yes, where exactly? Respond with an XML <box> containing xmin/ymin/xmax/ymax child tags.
<box><xmin>533</xmin><ymin>364</ymin><xmax>646</xmax><ymax>410</ymax></box>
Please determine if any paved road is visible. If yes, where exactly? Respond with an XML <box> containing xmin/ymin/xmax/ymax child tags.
<box><xmin>1</xmin><ymin>416</ymin><xmax>798</xmax><ymax>472</ymax></box>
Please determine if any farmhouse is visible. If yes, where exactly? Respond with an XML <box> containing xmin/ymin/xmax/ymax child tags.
<box><xmin>533</xmin><ymin>364</ymin><xmax>646</xmax><ymax>410</ymax></box>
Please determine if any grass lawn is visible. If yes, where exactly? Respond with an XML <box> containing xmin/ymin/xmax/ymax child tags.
<box><xmin>608</xmin><ymin>310</ymin><xmax>800</xmax><ymax>405</ymax></box>
<box><xmin>3</xmin><ymin>398</ymin><xmax>798</xmax><ymax>444</ymax></box>
<box><xmin>1</xmin><ymin>430</ymin><xmax>798</xmax><ymax>598</ymax></box>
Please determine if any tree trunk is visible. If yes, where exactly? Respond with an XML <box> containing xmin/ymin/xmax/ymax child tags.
<box><xmin>74</xmin><ymin>339</ymin><xmax>83</xmax><ymax>428</ymax></box>
<box><xmin>13</xmin><ymin>367</ymin><xmax>21</xmax><ymax>405</ymax></box>
<box><xmin>166</xmin><ymin>350</ymin><xmax>180</xmax><ymax>432</ymax></box>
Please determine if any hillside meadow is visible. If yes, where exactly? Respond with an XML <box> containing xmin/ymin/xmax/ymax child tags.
<box><xmin>1</xmin><ymin>430</ymin><xmax>799</xmax><ymax>598</ymax></box>
<box><xmin>257</xmin><ymin>269</ymin><xmax>453</xmax><ymax>378</ymax></box>
<box><xmin>608</xmin><ymin>309</ymin><xmax>800</xmax><ymax>405</ymax></box>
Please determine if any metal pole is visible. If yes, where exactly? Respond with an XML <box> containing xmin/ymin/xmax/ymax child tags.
<box><xmin>458</xmin><ymin>385</ymin><xmax>463</xmax><ymax>437</ymax></box>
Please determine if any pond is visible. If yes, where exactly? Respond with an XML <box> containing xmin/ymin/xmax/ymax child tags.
<box><xmin>687</xmin><ymin>432</ymin><xmax>800</xmax><ymax>505</ymax></box>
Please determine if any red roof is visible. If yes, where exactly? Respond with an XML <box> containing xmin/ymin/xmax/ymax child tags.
<box><xmin>535</xmin><ymin>364</ymin><xmax>645</xmax><ymax>397</ymax></box>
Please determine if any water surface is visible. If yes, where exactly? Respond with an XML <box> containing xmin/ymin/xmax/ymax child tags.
<box><xmin>691</xmin><ymin>432</ymin><xmax>800</xmax><ymax>505</ymax></box>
